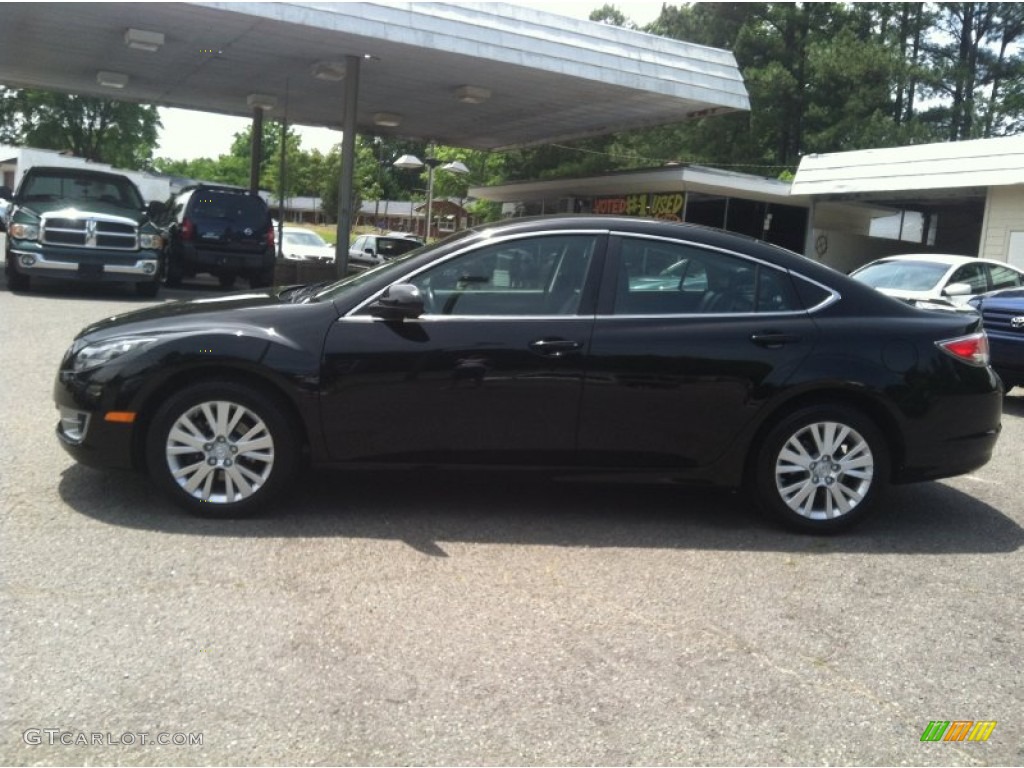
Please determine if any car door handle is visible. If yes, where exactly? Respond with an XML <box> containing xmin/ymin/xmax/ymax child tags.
<box><xmin>750</xmin><ymin>332</ymin><xmax>801</xmax><ymax>348</ymax></box>
<box><xmin>529</xmin><ymin>338</ymin><xmax>583</xmax><ymax>357</ymax></box>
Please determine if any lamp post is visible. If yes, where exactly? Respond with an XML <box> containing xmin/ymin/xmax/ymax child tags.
<box><xmin>393</xmin><ymin>154</ymin><xmax>468</xmax><ymax>240</ymax></box>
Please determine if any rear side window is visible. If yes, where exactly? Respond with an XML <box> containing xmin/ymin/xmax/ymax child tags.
<box><xmin>989</xmin><ymin>264</ymin><xmax>1024</xmax><ymax>290</ymax></box>
<box><xmin>376</xmin><ymin>238</ymin><xmax>421</xmax><ymax>258</ymax></box>
<box><xmin>190</xmin><ymin>191</ymin><xmax>267</xmax><ymax>229</ymax></box>
<box><xmin>614</xmin><ymin>238</ymin><xmax>800</xmax><ymax>315</ymax></box>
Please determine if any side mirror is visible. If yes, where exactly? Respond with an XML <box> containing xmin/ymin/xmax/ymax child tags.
<box><xmin>943</xmin><ymin>282</ymin><xmax>973</xmax><ymax>297</ymax></box>
<box><xmin>364</xmin><ymin>247</ymin><xmax>375</xmax><ymax>256</ymax></box>
<box><xmin>146</xmin><ymin>200</ymin><xmax>166</xmax><ymax>218</ymax></box>
<box><xmin>369</xmin><ymin>283</ymin><xmax>425</xmax><ymax>320</ymax></box>
<box><xmin>0</xmin><ymin>186</ymin><xmax>12</xmax><ymax>201</ymax></box>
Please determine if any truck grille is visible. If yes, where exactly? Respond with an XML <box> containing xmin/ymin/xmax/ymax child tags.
<box><xmin>41</xmin><ymin>216</ymin><xmax>138</xmax><ymax>250</ymax></box>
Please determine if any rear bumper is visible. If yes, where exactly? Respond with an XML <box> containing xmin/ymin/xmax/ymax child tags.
<box><xmin>894</xmin><ymin>385</ymin><xmax>1002</xmax><ymax>483</ymax></box>
<box><xmin>177</xmin><ymin>243</ymin><xmax>274</xmax><ymax>274</ymax></box>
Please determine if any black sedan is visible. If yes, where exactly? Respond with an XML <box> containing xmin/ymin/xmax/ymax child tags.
<box><xmin>970</xmin><ymin>287</ymin><xmax>1024</xmax><ymax>391</ymax></box>
<box><xmin>54</xmin><ymin>216</ymin><xmax>1002</xmax><ymax>532</ymax></box>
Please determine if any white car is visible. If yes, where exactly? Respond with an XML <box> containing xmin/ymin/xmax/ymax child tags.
<box><xmin>348</xmin><ymin>233</ymin><xmax>423</xmax><ymax>271</ymax></box>
<box><xmin>279</xmin><ymin>227</ymin><xmax>336</xmax><ymax>263</ymax></box>
<box><xmin>850</xmin><ymin>254</ymin><xmax>1024</xmax><ymax>311</ymax></box>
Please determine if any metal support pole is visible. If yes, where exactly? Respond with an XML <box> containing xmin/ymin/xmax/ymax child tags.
<box><xmin>334</xmin><ymin>54</ymin><xmax>360</xmax><ymax>278</ymax></box>
<box><xmin>250</xmin><ymin>107</ymin><xmax>264</xmax><ymax>194</ymax></box>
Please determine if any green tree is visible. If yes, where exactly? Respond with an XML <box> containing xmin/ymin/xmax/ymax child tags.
<box><xmin>0</xmin><ymin>88</ymin><xmax>161</xmax><ymax>169</ymax></box>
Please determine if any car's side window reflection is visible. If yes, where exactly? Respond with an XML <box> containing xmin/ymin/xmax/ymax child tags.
<box><xmin>408</xmin><ymin>234</ymin><xmax>598</xmax><ymax>316</ymax></box>
<box><xmin>614</xmin><ymin>238</ymin><xmax>798</xmax><ymax>315</ymax></box>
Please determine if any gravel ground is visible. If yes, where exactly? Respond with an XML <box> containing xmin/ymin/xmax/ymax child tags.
<box><xmin>1</xmin><ymin>257</ymin><xmax>1021</xmax><ymax>766</ymax></box>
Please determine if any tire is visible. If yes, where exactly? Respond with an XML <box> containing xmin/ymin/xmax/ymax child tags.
<box><xmin>218</xmin><ymin>273</ymin><xmax>236</xmax><ymax>290</ymax></box>
<box><xmin>135</xmin><ymin>280</ymin><xmax>160</xmax><ymax>298</ymax></box>
<box><xmin>145</xmin><ymin>381</ymin><xmax>299</xmax><ymax>518</ymax></box>
<box><xmin>165</xmin><ymin>257</ymin><xmax>183</xmax><ymax>288</ymax></box>
<box><xmin>752</xmin><ymin>404</ymin><xmax>889</xmax><ymax>533</ymax></box>
<box><xmin>6</xmin><ymin>262</ymin><xmax>30</xmax><ymax>292</ymax></box>
<box><xmin>249</xmin><ymin>268</ymin><xmax>274</xmax><ymax>289</ymax></box>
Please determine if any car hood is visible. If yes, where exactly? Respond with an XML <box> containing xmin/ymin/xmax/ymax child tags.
<box><xmin>76</xmin><ymin>289</ymin><xmax>306</xmax><ymax>340</ymax></box>
<box><xmin>14</xmin><ymin>199</ymin><xmax>147</xmax><ymax>223</ymax></box>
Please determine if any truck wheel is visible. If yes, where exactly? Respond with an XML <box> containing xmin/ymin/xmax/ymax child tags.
<box><xmin>6</xmin><ymin>263</ymin><xmax>30</xmax><ymax>292</ymax></box>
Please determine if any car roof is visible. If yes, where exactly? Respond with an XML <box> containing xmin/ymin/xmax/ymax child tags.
<box><xmin>870</xmin><ymin>254</ymin><xmax>983</xmax><ymax>266</ymax></box>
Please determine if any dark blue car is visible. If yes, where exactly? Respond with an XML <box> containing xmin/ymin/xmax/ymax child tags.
<box><xmin>971</xmin><ymin>288</ymin><xmax>1024</xmax><ymax>392</ymax></box>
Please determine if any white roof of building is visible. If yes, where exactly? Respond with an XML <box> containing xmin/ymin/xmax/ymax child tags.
<box><xmin>791</xmin><ymin>134</ymin><xmax>1024</xmax><ymax>196</ymax></box>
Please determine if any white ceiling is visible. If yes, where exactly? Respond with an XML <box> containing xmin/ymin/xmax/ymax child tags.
<box><xmin>0</xmin><ymin>1</ymin><xmax>750</xmax><ymax>150</ymax></box>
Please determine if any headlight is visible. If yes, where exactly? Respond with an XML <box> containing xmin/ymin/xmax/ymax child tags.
<box><xmin>282</xmin><ymin>252</ymin><xmax>305</xmax><ymax>261</ymax></box>
<box><xmin>72</xmin><ymin>337</ymin><xmax>158</xmax><ymax>372</ymax></box>
<box><xmin>9</xmin><ymin>222</ymin><xmax>39</xmax><ymax>240</ymax></box>
<box><xmin>139</xmin><ymin>233</ymin><xmax>164</xmax><ymax>250</ymax></box>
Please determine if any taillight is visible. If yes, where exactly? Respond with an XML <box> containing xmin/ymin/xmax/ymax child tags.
<box><xmin>936</xmin><ymin>332</ymin><xmax>990</xmax><ymax>367</ymax></box>
<box><xmin>267</xmin><ymin>226</ymin><xmax>275</xmax><ymax>250</ymax></box>
<box><xmin>181</xmin><ymin>217</ymin><xmax>195</xmax><ymax>241</ymax></box>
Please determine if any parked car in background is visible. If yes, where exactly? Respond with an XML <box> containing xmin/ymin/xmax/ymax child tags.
<box><xmin>850</xmin><ymin>254</ymin><xmax>1024</xmax><ymax>311</ymax></box>
<box><xmin>159</xmin><ymin>184</ymin><xmax>275</xmax><ymax>290</ymax></box>
<box><xmin>1</xmin><ymin>166</ymin><xmax>165</xmax><ymax>296</ymax></box>
<box><xmin>348</xmin><ymin>232</ymin><xmax>423</xmax><ymax>271</ymax></box>
<box><xmin>279</xmin><ymin>226</ymin><xmax>335</xmax><ymax>263</ymax></box>
<box><xmin>53</xmin><ymin>215</ymin><xmax>1002</xmax><ymax>533</ymax></box>
<box><xmin>970</xmin><ymin>287</ymin><xmax>1024</xmax><ymax>392</ymax></box>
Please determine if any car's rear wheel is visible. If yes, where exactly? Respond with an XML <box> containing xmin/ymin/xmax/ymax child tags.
<box><xmin>752</xmin><ymin>405</ymin><xmax>889</xmax><ymax>533</ymax></box>
<box><xmin>145</xmin><ymin>381</ymin><xmax>299</xmax><ymax>517</ymax></box>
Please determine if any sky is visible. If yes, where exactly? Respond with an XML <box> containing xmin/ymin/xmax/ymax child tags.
<box><xmin>154</xmin><ymin>0</ymin><xmax>670</xmax><ymax>161</ymax></box>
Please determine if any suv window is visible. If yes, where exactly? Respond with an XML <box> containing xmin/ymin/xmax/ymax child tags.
<box><xmin>189</xmin><ymin>190</ymin><xmax>268</xmax><ymax>229</ymax></box>
<box><xmin>375</xmin><ymin>237</ymin><xmax>420</xmax><ymax>259</ymax></box>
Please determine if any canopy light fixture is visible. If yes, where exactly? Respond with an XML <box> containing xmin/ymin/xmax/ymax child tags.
<box><xmin>373</xmin><ymin>112</ymin><xmax>402</xmax><ymax>128</ymax></box>
<box><xmin>124</xmin><ymin>27</ymin><xmax>164</xmax><ymax>52</ymax></box>
<box><xmin>453</xmin><ymin>85</ymin><xmax>491</xmax><ymax>104</ymax></box>
<box><xmin>441</xmin><ymin>161</ymin><xmax>470</xmax><ymax>175</ymax></box>
<box><xmin>246</xmin><ymin>93</ymin><xmax>277</xmax><ymax>111</ymax></box>
<box><xmin>97</xmin><ymin>71</ymin><xmax>129</xmax><ymax>89</ymax></box>
<box><xmin>311</xmin><ymin>60</ymin><xmax>347</xmax><ymax>81</ymax></box>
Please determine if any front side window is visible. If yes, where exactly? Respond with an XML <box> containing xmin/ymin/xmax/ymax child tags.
<box><xmin>948</xmin><ymin>262</ymin><xmax>986</xmax><ymax>294</ymax></box>
<box><xmin>407</xmin><ymin>234</ymin><xmax>599</xmax><ymax>316</ymax></box>
<box><xmin>614</xmin><ymin>238</ymin><xmax>798</xmax><ymax>315</ymax></box>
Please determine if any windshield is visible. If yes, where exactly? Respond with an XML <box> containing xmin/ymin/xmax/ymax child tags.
<box><xmin>852</xmin><ymin>260</ymin><xmax>948</xmax><ymax>291</ymax></box>
<box><xmin>376</xmin><ymin>237</ymin><xmax>421</xmax><ymax>258</ymax></box>
<box><xmin>284</xmin><ymin>231</ymin><xmax>328</xmax><ymax>247</ymax></box>
<box><xmin>21</xmin><ymin>171</ymin><xmax>144</xmax><ymax>210</ymax></box>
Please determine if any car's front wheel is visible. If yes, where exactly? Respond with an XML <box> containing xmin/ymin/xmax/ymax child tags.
<box><xmin>752</xmin><ymin>405</ymin><xmax>889</xmax><ymax>533</ymax></box>
<box><xmin>145</xmin><ymin>381</ymin><xmax>299</xmax><ymax>517</ymax></box>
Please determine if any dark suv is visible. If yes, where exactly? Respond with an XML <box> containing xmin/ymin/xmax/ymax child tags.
<box><xmin>160</xmin><ymin>185</ymin><xmax>275</xmax><ymax>289</ymax></box>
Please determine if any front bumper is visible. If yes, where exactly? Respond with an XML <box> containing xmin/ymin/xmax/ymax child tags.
<box><xmin>53</xmin><ymin>364</ymin><xmax>139</xmax><ymax>470</ymax></box>
<box><xmin>10</xmin><ymin>245</ymin><xmax>160</xmax><ymax>283</ymax></box>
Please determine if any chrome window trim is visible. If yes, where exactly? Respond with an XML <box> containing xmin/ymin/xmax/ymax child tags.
<box><xmin>344</xmin><ymin>228</ymin><xmax>609</xmax><ymax>319</ymax></box>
